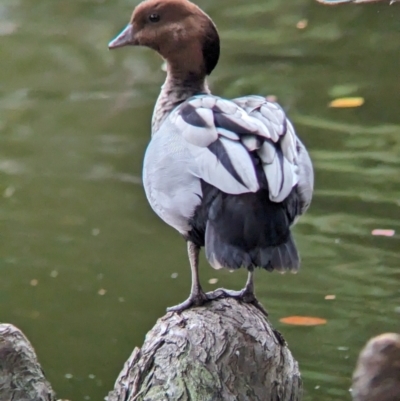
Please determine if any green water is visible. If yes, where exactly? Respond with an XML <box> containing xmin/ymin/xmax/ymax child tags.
<box><xmin>1</xmin><ymin>0</ymin><xmax>399</xmax><ymax>400</ymax></box>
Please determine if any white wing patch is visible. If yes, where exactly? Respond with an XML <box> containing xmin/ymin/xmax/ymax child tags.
<box><xmin>186</xmin><ymin>144</ymin><xmax>252</xmax><ymax>194</ymax></box>
<box><xmin>169</xmin><ymin>94</ymin><xmax>311</xmax><ymax>207</ymax></box>
<box><xmin>218</xmin><ymin>137</ymin><xmax>259</xmax><ymax>193</ymax></box>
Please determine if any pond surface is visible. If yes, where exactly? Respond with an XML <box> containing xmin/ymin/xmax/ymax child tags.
<box><xmin>1</xmin><ymin>0</ymin><xmax>399</xmax><ymax>400</ymax></box>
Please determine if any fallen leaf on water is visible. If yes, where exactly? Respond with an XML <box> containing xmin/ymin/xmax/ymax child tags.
<box><xmin>296</xmin><ymin>19</ymin><xmax>308</xmax><ymax>29</ymax></box>
<box><xmin>325</xmin><ymin>295</ymin><xmax>336</xmax><ymax>300</ymax></box>
<box><xmin>3</xmin><ymin>186</ymin><xmax>15</xmax><ymax>198</ymax></box>
<box><xmin>371</xmin><ymin>229</ymin><xmax>395</xmax><ymax>237</ymax></box>
<box><xmin>280</xmin><ymin>316</ymin><xmax>327</xmax><ymax>326</ymax></box>
<box><xmin>328</xmin><ymin>97</ymin><xmax>364</xmax><ymax>108</ymax></box>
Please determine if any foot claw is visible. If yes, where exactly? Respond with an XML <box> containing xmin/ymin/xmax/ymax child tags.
<box><xmin>167</xmin><ymin>291</ymin><xmax>209</xmax><ymax>313</ymax></box>
<box><xmin>205</xmin><ymin>288</ymin><xmax>268</xmax><ymax>316</ymax></box>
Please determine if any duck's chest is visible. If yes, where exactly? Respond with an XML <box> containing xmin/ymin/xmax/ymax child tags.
<box><xmin>142</xmin><ymin>132</ymin><xmax>202</xmax><ymax>235</ymax></box>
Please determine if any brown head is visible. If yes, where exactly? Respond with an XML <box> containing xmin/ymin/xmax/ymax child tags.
<box><xmin>108</xmin><ymin>0</ymin><xmax>220</xmax><ymax>78</ymax></box>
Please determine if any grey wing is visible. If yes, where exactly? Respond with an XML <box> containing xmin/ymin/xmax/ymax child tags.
<box><xmin>169</xmin><ymin>96</ymin><xmax>260</xmax><ymax>195</ymax></box>
<box><xmin>232</xmin><ymin>95</ymin><xmax>314</xmax><ymax>214</ymax></box>
<box><xmin>170</xmin><ymin>94</ymin><xmax>313</xmax><ymax>211</ymax></box>
<box><xmin>295</xmin><ymin>138</ymin><xmax>314</xmax><ymax>215</ymax></box>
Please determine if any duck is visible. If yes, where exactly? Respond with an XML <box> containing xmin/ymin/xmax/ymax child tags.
<box><xmin>108</xmin><ymin>0</ymin><xmax>314</xmax><ymax>313</ymax></box>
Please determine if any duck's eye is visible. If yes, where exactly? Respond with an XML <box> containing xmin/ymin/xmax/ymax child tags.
<box><xmin>148</xmin><ymin>13</ymin><xmax>160</xmax><ymax>23</ymax></box>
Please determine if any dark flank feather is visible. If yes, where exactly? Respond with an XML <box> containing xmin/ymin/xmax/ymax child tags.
<box><xmin>187</xmin><ymin>177</ymin><xmax>301</xmax><ymax>272</ymax></box>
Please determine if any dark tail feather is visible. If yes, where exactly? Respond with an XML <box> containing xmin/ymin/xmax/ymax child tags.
<box><xmin>260</xmin><ymin>233</ymin><xmax>300</xmax><ymax>273</ymax></box>
<box><xmin>205</xmin><ymin>221</ymin><xmax>300</xmax><ymax>273</ymax></box>
<box><xmin>205</xmin><ymin>220</ymin><xmax>252</xmax><ymax>270</ymax></box>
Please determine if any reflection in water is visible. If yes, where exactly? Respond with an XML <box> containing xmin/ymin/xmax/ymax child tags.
<box><xmin>0</xmin><ymin>1</ymin><xmax>399</xmax><ymax>400</ymax></box>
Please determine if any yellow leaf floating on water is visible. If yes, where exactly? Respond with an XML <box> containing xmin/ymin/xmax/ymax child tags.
<box><xmin>280</xmin><ymin>316</ymin><xmax>327</xmax><ymax>326</ymax></box>
<box><xmin>328</xmin><ymin>97</ymin><xmax>365</xmax><ymax>108</ymax></box>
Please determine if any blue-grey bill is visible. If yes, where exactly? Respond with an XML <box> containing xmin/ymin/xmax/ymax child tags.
<box><xmin>108</xmin><ymin>24</ymin><xmax>133</xmax><ymax>49</ymax></box>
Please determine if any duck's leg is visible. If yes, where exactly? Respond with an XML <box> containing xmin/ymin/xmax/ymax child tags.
<box><xmin>167</xmin><ymin>241</ymin><xmax>208</xmax><ymax>312</ymax></box>
<box><xmin>207</xmin><ymin>270</ymin><xmax>268</xmax><ymax>316</ymax></box>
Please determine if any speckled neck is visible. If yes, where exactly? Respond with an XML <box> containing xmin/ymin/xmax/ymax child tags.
<box><xmin>151</xmin><ymin>70</ymin><xmax>210</xmax><ymax>134</ymax></box>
